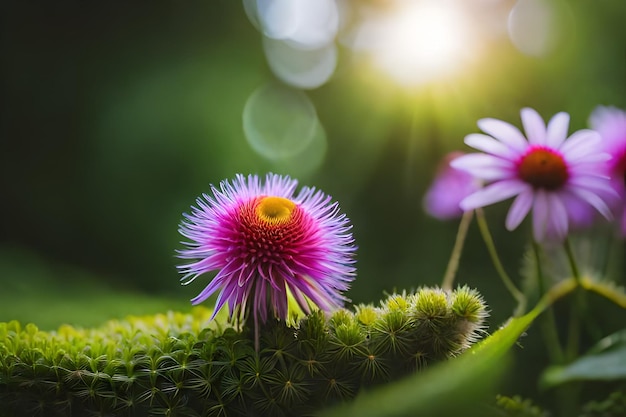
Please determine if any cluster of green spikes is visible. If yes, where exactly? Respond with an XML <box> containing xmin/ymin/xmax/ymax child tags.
<box><xmin>0</xmin><ymin>286</ymin><xmax>488</xmax><ymax>417</ymax></box>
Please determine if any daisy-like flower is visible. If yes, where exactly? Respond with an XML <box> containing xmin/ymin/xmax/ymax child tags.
<box><xmin>423</xmin><ymin>151</ymin><xmax>481</xmax><ymax>220</ymax></box>
<box><xmin>590</xmin><ymin>106</ymin><xmax>626</xmax><ymax>236</ymax></box>
<box><xmin>451</xmin><ymin>107</ymin><xmax>614</xmax><ymax>242</ymax></box>
<box><xmin>177</xmin><ymin>173</ymin><xmax>356</xmax><ymax>342</ymax></box>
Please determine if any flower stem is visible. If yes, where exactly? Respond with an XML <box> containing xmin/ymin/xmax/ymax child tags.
<box><xmin>475</xmin><ymin>208</ymin><xmax>526</xmax><ymax>314</ymax></box>
<box><xmin>563</xmin><ymin>238</ymin><xmax>584</xmax><ymax>361</ymax></box>
<box><xmin>531</xmin><ymin>240</ymin><xmax>564</xmax><ymax>363</ymax></box>
<box><xmin>441</xmin><ymin>210</ymin><xmax>474</xmax><ymax>291</ymax></box>
<box><xmin>563</xmin><ymin>238</ymin><xmax>581</xmax><ymax>284</ymax></box>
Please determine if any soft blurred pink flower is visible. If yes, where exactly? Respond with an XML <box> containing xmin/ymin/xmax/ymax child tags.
<box><xmin>423</xmin><ymin>151</ymin><xmax>480</xmax><ymax>220</ymax></box>
<box><xmin>590</xmin><ymin>106</ymin><xmax>626</xmax><ymax>236</ymax></box>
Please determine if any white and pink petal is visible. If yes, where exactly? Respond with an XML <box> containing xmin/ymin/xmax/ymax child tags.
<box><xmin>477</xmin><ymin>118</ymin><xmax>529</xmax><ymax>152</ymax></box>
<box><xmin>460</xmin><ymin>180</ymin><xmax>528</xmax><ymax>211</ymax></box>
<box><xmin>521</xmin><ymin>108</ymin><xmax>547</xmax><ymax>145</ymax></box>
<box><xmin>505</xmin><ymin>189</ymin><xmax>534</xmax><ymax>231</ymax></box>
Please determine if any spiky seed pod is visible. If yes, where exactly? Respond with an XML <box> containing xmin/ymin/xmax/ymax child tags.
<box><xmin>0</xmin><ymin>286</ymin><xmax>487</xmax><ymax>417</ymax></box>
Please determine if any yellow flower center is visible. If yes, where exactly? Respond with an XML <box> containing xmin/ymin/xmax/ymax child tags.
<box><xmin>256</xmin><ymin>196</ymin><xmax>296</xmax><ymax>225</ymax></box>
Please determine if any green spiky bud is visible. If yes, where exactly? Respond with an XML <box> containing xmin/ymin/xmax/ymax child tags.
<box><xmin>0</xmin><ymin>287</ymin><xmax>488</xmax><ymax>417</ymax></box>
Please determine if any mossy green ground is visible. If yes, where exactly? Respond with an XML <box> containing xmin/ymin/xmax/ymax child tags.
<box><xmin>1</xmin><ymin>284</ymin><xmax>487</xmax><ymax>417</ymax></box>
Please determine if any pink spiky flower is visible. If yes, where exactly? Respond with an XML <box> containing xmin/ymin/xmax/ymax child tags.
<box><xmin>177</xmin><ymin>173</ymin><xmax>356</xmax><ymax>344</ymax></box>
<box><xmin>451</xmin><ymin>107</ymin><xmax>615</xmax><ymax>242</ymax></box>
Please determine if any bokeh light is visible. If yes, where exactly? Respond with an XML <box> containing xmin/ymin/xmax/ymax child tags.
<box><xmin>508</xmin><ymin>0</ymin><xmax>574</xmax><ymax>57</ymax></box>
<box><xmin>243</xmin><ymin>0</ymin><xmax>341</xmax><ymax>89</ymax></box>
<box><xmin>270</xmin><ymin>120</ymin><xmax>328</xmax><ymax>177</ymax></box>
<box><xmin>350</xmin><ymin>0</ymin><xmax>479</xmax><ymax>86</ymax></box>
<box><xmin>252</xmin><ymin>0</ymin><xmax>339</xmax><ymax>49</ymax></box>
<box><xmin>262</xmin><ymin>36</ymin><xmax>338</xmax><ymax>89</ymax></box>
<box><xmin>243</xmin><ymin>82</ymin><xmax>320</xmax><ymax>160</ymax></box>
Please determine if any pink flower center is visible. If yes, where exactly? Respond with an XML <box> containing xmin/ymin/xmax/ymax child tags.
<box><xmin>613</xmin><ymin>150</ymin><xmax>626</xmax><ymax>187</ymax></box>
<box><xmin>235</xmin><ymin>196</ymin><xmax>308</xmax><ymax>266</ymax></box>
<box><xmin>517</xmin><ymin>147</ymin><xmax>569</xmax><ymax>190</ymax></box>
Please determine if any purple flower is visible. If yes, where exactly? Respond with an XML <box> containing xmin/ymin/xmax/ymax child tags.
<box><xmin>451</xmin><ymin>108</ymin><xmax>614</xmax><ymax>242</ymax></box>
<box><xmin>423</xmin><ymin>152</ymin><xmax>480</xmax><ymax>220</ymax></box>
<box><xmin>590</xmin><ymin>106</ymin><xmax>626</xmax><ymax>235</ymax></box>
<box><xmin>177</xmin><ymin>173</ymin><xmax>356</xmax><ymax>332</ymax></box>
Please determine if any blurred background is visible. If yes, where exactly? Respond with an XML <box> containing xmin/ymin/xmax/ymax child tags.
<box><xmin>1</xmin><ymin>0</ymin><xmax>624</xmax><ymax>342</ymax></box>
<box><xmin>2</xmin><ymin>0</ymin><xmax>626</xmax><ymax>410</ymax></box>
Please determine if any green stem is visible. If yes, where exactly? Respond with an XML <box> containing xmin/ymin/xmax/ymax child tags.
<box><xmin>563</xmin><ymin>238</ymin><xmax>585</xmax><ymax>361</ymax></box>
<box><xmin>545</xmin><ymin>239</ymin><xmax>594</xmax><ymax>417</ymax></box>
<box><xmin>563</xmin><ymin>238</ymin><xmax>581</xmax><ymax>284</ymax></box>
<box><xmin>531</xmin><ymin>240</ymin><xmax>564</xmax><ymax>363</ymax></box>
<box><xmin>475</xmin><ymin>209</ymin><xmax>526</xmax><ymax>314</ymax></box>
<box><xmin>441</xmin><ymin>210</ymin><xmax>474</xmax><ymax>291</ymax></box>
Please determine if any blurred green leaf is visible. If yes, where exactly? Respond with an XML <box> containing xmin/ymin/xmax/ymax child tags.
<box><xmin>0</xmin><ymin>246</ymin><xmax>192</xmax><ymax>329</ymax></box>
<box><xmin>320</xmin><ymin>306</ymin><xmax>543</xmax><ymax>417</ymax></box>
<box><xmin>541</xmin><ymin>328</ymin><xmax>626</xmax><ymax>388</ymax></box>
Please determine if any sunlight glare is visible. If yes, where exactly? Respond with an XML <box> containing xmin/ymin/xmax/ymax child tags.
<box><xmin>368</xmin><ymin>1</ymin><xmax>476</xmax><ymax>86</ymax></box>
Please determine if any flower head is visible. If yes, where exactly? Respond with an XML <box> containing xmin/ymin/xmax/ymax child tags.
<box><xmin>451</xmin><ymin>108</ymin><xmax>614</xmax><ymax>242</ymax></box>
<box><xmin>590</xmin><ymin>106</ymin><xmax>626</xmax><ymax>235</ymax></box>
<box><xmin>423</xmin><ymin>151</ymin><xmax>480</xmax><ymax>220</ymax></box>
<box><xmin>177</xmin><ymin>173</ymin><xmax>356</xmax><ymax>331</ymax></box>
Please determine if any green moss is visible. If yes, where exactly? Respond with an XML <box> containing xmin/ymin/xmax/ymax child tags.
<box><xmin>495</xmin><ymin>395</ymin><xmax>549</xmax><ymax>417</ymax></box>
<box><xmin>0</xmin><ymin>286</ymin><xmax>487</xmax><ymax>417</ymax></box>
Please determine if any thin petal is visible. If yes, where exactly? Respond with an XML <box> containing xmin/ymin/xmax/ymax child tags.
<box><xmin>568</xmin><ymin>154</ymin><xmax>612</xmax><ymax>167</ymax></box>
<box><xmin>560</xmin><ymin>192</ymin><xmax>597</xmax><ymax>229</ymax></box>
<box><xmin>546</xmin><ymin>112</ymin><xmax>570</xmax><ymax>148</ymax></box>
<box><xmin>532</xmin><ymin>190</ymin><xmax>549</xmax><ymax>242</ymax></box>
<box><xmin>569</xmin><ymin>187</ymin><xmax>614</xmax><ymax>220</ymax></box>
<box><xmin>477</xmin><ymin>118</ymin><xmax>528</xmax><ymax>152</ymax></box>
<box><xmin>460</xmin><ymin>180</ymin><xmax>528</xmax><ymax>210</ymax></box>
<box><xmin>464</xmin><ymin>133</ymin><xmax>519</xmax><ymax>158</ymax></box>
<box><xmin>559</xmin><ymin>129</ymin><xmax>601</xmax><ymax>159</ymax></box>
<box><xmin>521</xmin><ymin>108</ymin><xmax>547</xmax><ymax>145</ymax></box>
<box><xmin>505</xmin><ymin>189</ymin><xmax>533</xmax><ymax>230</ymax></box>
<box><xmin>568</xmin><ymin>176</ymin><xmax>620</xmax><ymax>198</ymax></box>
<box><xmin>546</xmin><ymin>193</ymin><xmax>568</xmax><ymax>241</ymax></box>
<box><xmin>450</xmin><ymin>153</ymin><xmax>513</xmax><ymax>181</ymax></box>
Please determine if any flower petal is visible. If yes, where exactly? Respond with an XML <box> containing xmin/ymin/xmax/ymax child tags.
<box><xmin>569</xmin><ymin>187</ymin><xmax>613</xmax><ymax>220</ymax></box>
<box><xmin>568</xmin><ymin>175</ymin><xmax>620</xmax><ymax>198</ymax></box>
<box><xmin>531</xmin><ymin>190</ymin><xmax>549</xmax><ymax>242</ymax></box>
<box><xmin>521</xmin><ymin>108</ymin><xmax>547</xmax><ymax>145</ymax></box>
<box><xmin>505</xmin><ymin>189</ymin><xmax>533</xmax><ymax>230</ymax></box>
<box><xmin>546</xmin><ymin>193</ymin><xmax>568</xmax><ymax>241</ymax></box>
<box><xmin>546</xmin><ymin>112</ymin><xmax>570</xmax><ymax>149</ymax></box>
<box><xmin>423</xmin><ymin>153</ymin><xmax>480</xmax><ymax>220</ymax></box>
<box><xmin>477</xmin><ymin>118</ymin><xmax>528</xmax><ymax>152</ymax></box>
<box><xmin>450</xmin><ymin>153</ymin><xmax>513</xmax><ymax>181</ymax></box>
<box><xmin>590</xmin><ymin>106</ymin><xmax>626</xmax><ymax>148</ymax></box>
<box><xmin>559</xmin><ymin>129</ymin><xmax>601</xmax><ymax>160</ymax></box>
<box><xmin>464</xmin><ymin>133</ymin><xmax>519</xmax><ymax>158</ymax></box>
<box><xmin>460</xmin><ymin>180</ymin><xmax>528</xmax><ymax>210</ymax></box>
